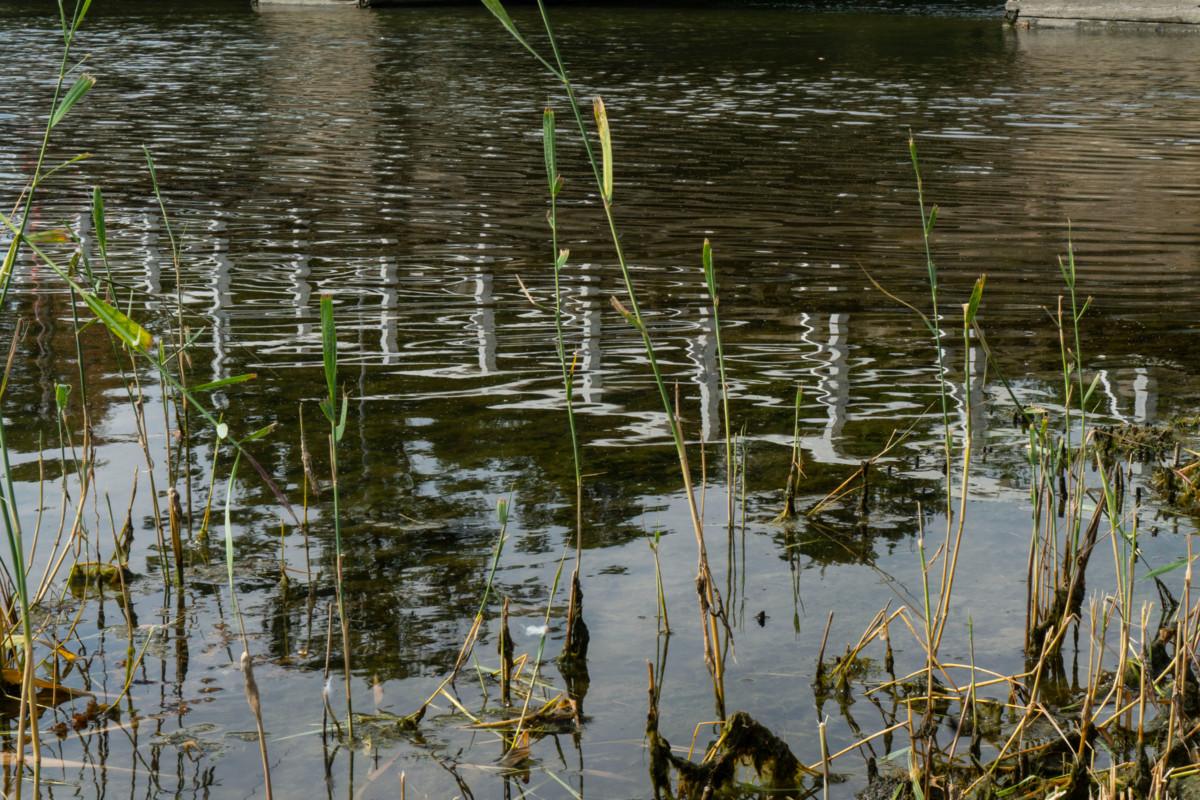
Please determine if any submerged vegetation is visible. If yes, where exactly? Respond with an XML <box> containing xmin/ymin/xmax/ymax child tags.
<box><xmin>0</xmin><ymin>1</ymin><xmax>1196</xmax><ymax>799</ymax></box>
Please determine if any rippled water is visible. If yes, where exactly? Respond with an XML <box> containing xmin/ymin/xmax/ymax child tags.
<box><xmin>1</xmin><ymin>2</ymin><xmax>1199</xmax><ymax>797</ymax></box>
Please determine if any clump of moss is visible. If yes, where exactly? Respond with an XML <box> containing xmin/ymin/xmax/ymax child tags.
<box><xmin>648</xmin><ymin>705</ymin><xmax>818</xmax><ymax>800</ymax></box>
<box><xmin>1095</xmin><ymin>422</ymin><xmax>1178</xmax><ymax>462</ymax></box>
<box><xmin>1152</xmin><ymin>457</ymin><xmax>1200</xmax><ymax>513</ymax></box>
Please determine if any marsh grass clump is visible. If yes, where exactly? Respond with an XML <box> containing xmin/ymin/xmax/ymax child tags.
<box><xmin>1095</xmin><ymin>421</ymin><xmax>1179</xmax><ymax>462</ymax></box>
<box><xmin>1152</xmin><ymin>453</ymin><xmax>1200</xmax><ymax>513</ymax></box>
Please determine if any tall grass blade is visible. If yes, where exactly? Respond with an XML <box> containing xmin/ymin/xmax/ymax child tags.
<box><xmin>49</xmin><ymin>73</ymin><xmax>95</xmax><ymax>129</ymax></box>
<box><xmin>320</xmin><ymin>294</ymin><xmax>337</xmax><ymax>405</ymax></box>
<box><xmin>543</xmin><ymin>108</ymin><xmax>558</xmax><ymax>196</ymax></box>
<box><xmin>91</xmin><ymin>186</ymin><xmax>108</xmax><ymax>264</ymax></box>
<box><xmin>77</xmin><ymin>291</ymin><xmax>153</xmax><ymax>353</ymax></box>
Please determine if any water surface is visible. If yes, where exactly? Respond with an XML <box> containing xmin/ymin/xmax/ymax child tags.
<box><xmin>1</xmin><ymin>2</ymin><xmax>1199</xmax><ymax>797</ymax></box>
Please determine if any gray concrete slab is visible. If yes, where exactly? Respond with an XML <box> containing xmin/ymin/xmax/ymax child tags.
<box><xmin>1007</xmin><ymin>0</ymin><xmax>1200</xmax><ymax>28</ymax></box>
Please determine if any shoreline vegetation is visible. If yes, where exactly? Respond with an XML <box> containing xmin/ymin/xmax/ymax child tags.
<box><xmin>0</xmin><ymin>1</ymin><xmax>1197</xmax><ymax>798</ymax></box>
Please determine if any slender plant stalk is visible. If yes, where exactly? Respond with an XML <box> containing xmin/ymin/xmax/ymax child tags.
<box><xmin>223</xmin><ymin>449</ymin><xmax>274</xmax><ymax>798</ymax></box>
<box><xmin>318</xmin><ymin>293</ymin><xmax>353</xmax><ymax>738</ymax></box>
<box><xmin>542</xmin><ymin>109</ymin><xmax>588</xmax><ymax>662</ymax></box>
<box><xmin>907</xmin><ymin>135</ymin><xmax>952</xmax><ymax>496</ymax></box>
<box><xmin>145</xmin><ymin>148</ymin><xmax>194</xmax><ymax>542</ymax></box>
<box><xmin>511</xmin><ymin>550</ymin><xmax>567</xmax><ymax>746</ymax></box>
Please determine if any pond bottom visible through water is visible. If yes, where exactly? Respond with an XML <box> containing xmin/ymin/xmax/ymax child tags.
<box><xmin>1</xmin><ymin>1</ymin><xmax>1200</xmax><ymax>798</ymax></box>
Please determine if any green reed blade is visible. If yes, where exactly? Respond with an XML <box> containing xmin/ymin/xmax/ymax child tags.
<box><xmin>49</xmin><ymin>73</ymin><xmax>94</xmax><ymax>129</ymax></box>
<box><xmin>320</xmin><ymin>294</ymin><xmax>337</xmax><ymax>405</ymax></box>
<box><xmin>543</xmin><ymin>108</ymin><xmax>557</xmax><ymax>196</ymax></box>
<box><xmin>193</xmin><ymin>373</ymin><xmax>258</xmax><ymax>392</ymax></box>
<box><xmin>91</xmin><ymin>186</ymin><xmax>107</xmax><ymax>261</ymax></box>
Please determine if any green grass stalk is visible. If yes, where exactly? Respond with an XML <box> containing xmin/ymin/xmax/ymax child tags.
<box><xmin>542</xmin><ymin>109</ymin><xmax>588</xmax><ymax>663</ymax></box>
<box><xmin>144</xmin><ymin>148</ymin><xmax>194</xmax><ymax>542</ymax></box>
<box><xmin>318</xmin><ymin>293</ymin><xmax>353</xmax><ymax>738</ymax></box>
<box><xmin>907</xmin><ymin>135</ymin><xmax>952</xmax><ymax>511</ymax></box>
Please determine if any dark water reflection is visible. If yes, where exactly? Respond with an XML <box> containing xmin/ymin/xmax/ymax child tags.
<box><xmin>1</xmin><ymin>1</ymin><xmax>1199</xmax><ymax>797</ymax></box>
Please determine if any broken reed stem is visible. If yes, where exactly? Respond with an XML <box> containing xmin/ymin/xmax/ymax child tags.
<box><xmin>241</xmin><ymin>650</ymin><xmax>274</xmax><ymax>800</ymax></box>
<box><xmin>815</xmin><ymin>611</ymin><xmax>834</xmax><ymax>686</ymax></box>
<box><xmin>775</xmin><ymin>386</ymin><xmax>803</xmax><ymax>521</ymax></box>
<box><xmin>499</xmin><ymin>596</ymin><xmax>513</xmax><ymax>706</ymax></box>
<box><xmin>168</xmin><ymin>486</ymin><xmax>184</xmax><ymax>587</ymax></box>
<box><xmin>818</xmin><ymin>716</ymin><xmax>830</xmax><ymax>800</ymax></box>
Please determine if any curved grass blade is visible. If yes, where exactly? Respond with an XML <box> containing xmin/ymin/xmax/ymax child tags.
<box><xmin>49</xmin><ymin>73</ymin><xmax>95</xmax><ymax>129</ymax></box>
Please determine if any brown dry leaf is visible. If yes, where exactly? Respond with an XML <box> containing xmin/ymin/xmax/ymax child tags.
<box><xmin>498</xmin><ymin>730</ymin><xmax>532</xmax><ymax>769</ymax></box>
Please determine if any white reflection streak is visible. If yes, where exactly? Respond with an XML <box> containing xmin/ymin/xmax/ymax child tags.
<box><xmin>380</xmin><ymin>254</ymin><xmax>398</xmax><ymax>364</ymax></box>
<box><xmin>689</xmin><ymin>307</ymin><xmax>719</xmax><ymax>443</ymax></box>
<box><xmin>291</xmin><ymin>254</ymin><xmax>311</xmax><ymax>343</ymax></box>
<box><xmin>1093</xmin><ymin>369</ymin><xmax>1124</xmax><ymax>422</ymax></box>
<box><xmin>799</xmin><ymin>312</ymin><xmax>851</xmax><ymax>464</ymax></box>
<box><xmin>1134</xmin><ymin>367</ymin><xmax>1156</xmax><ymax>424</ymax></box>
<box><xmin>577</xmin><ymin>261</ymin><xmax>603</xmax><ymax>404</ymax></box>
<box><xmin>472</xmin><ymin>268</ymin><xmax>496</xmax><ymax>374</ymax></box>
<box><xmin>140</xmin><ymin>210</ymin><xmax>162</xmax><ymax>298</ymax></box>
<box><xmin>209</xmin><ymin>252</ymin><xmax>232</xmax><ymax>386</ymax></box>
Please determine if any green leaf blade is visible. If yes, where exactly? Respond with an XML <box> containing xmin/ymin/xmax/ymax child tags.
<box><xmin>193</xmin><ymin>373</ymin><xmax>258</xmax><ymax>392</ymax></box>
<box><xmin>320</xmin><ymin>293</ymin><xmax>337</xmax><ymax>404</ymax></box>
<box><xmin>50</xmin><ymin>73</ymin><xmax>96</xmax><ymax>129</ymax></box>
<box><xmin>91</xmin><ymin>186</ymin><xmax>107</xmax><ymax>261</ymax></box>
<box><xmin>542</xmin><ymin>108</ymin><xmax>557</xmax><ymax>196</ymax></box>
<box><xmin>964</xmin><ymin>274</ymin><xmax>986</xmax><ymax>324</ymax></box>
<box><xmin>79</xmin><ymin>290</ymin><xmax>153</xmax><ymax>353</ymax></box>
